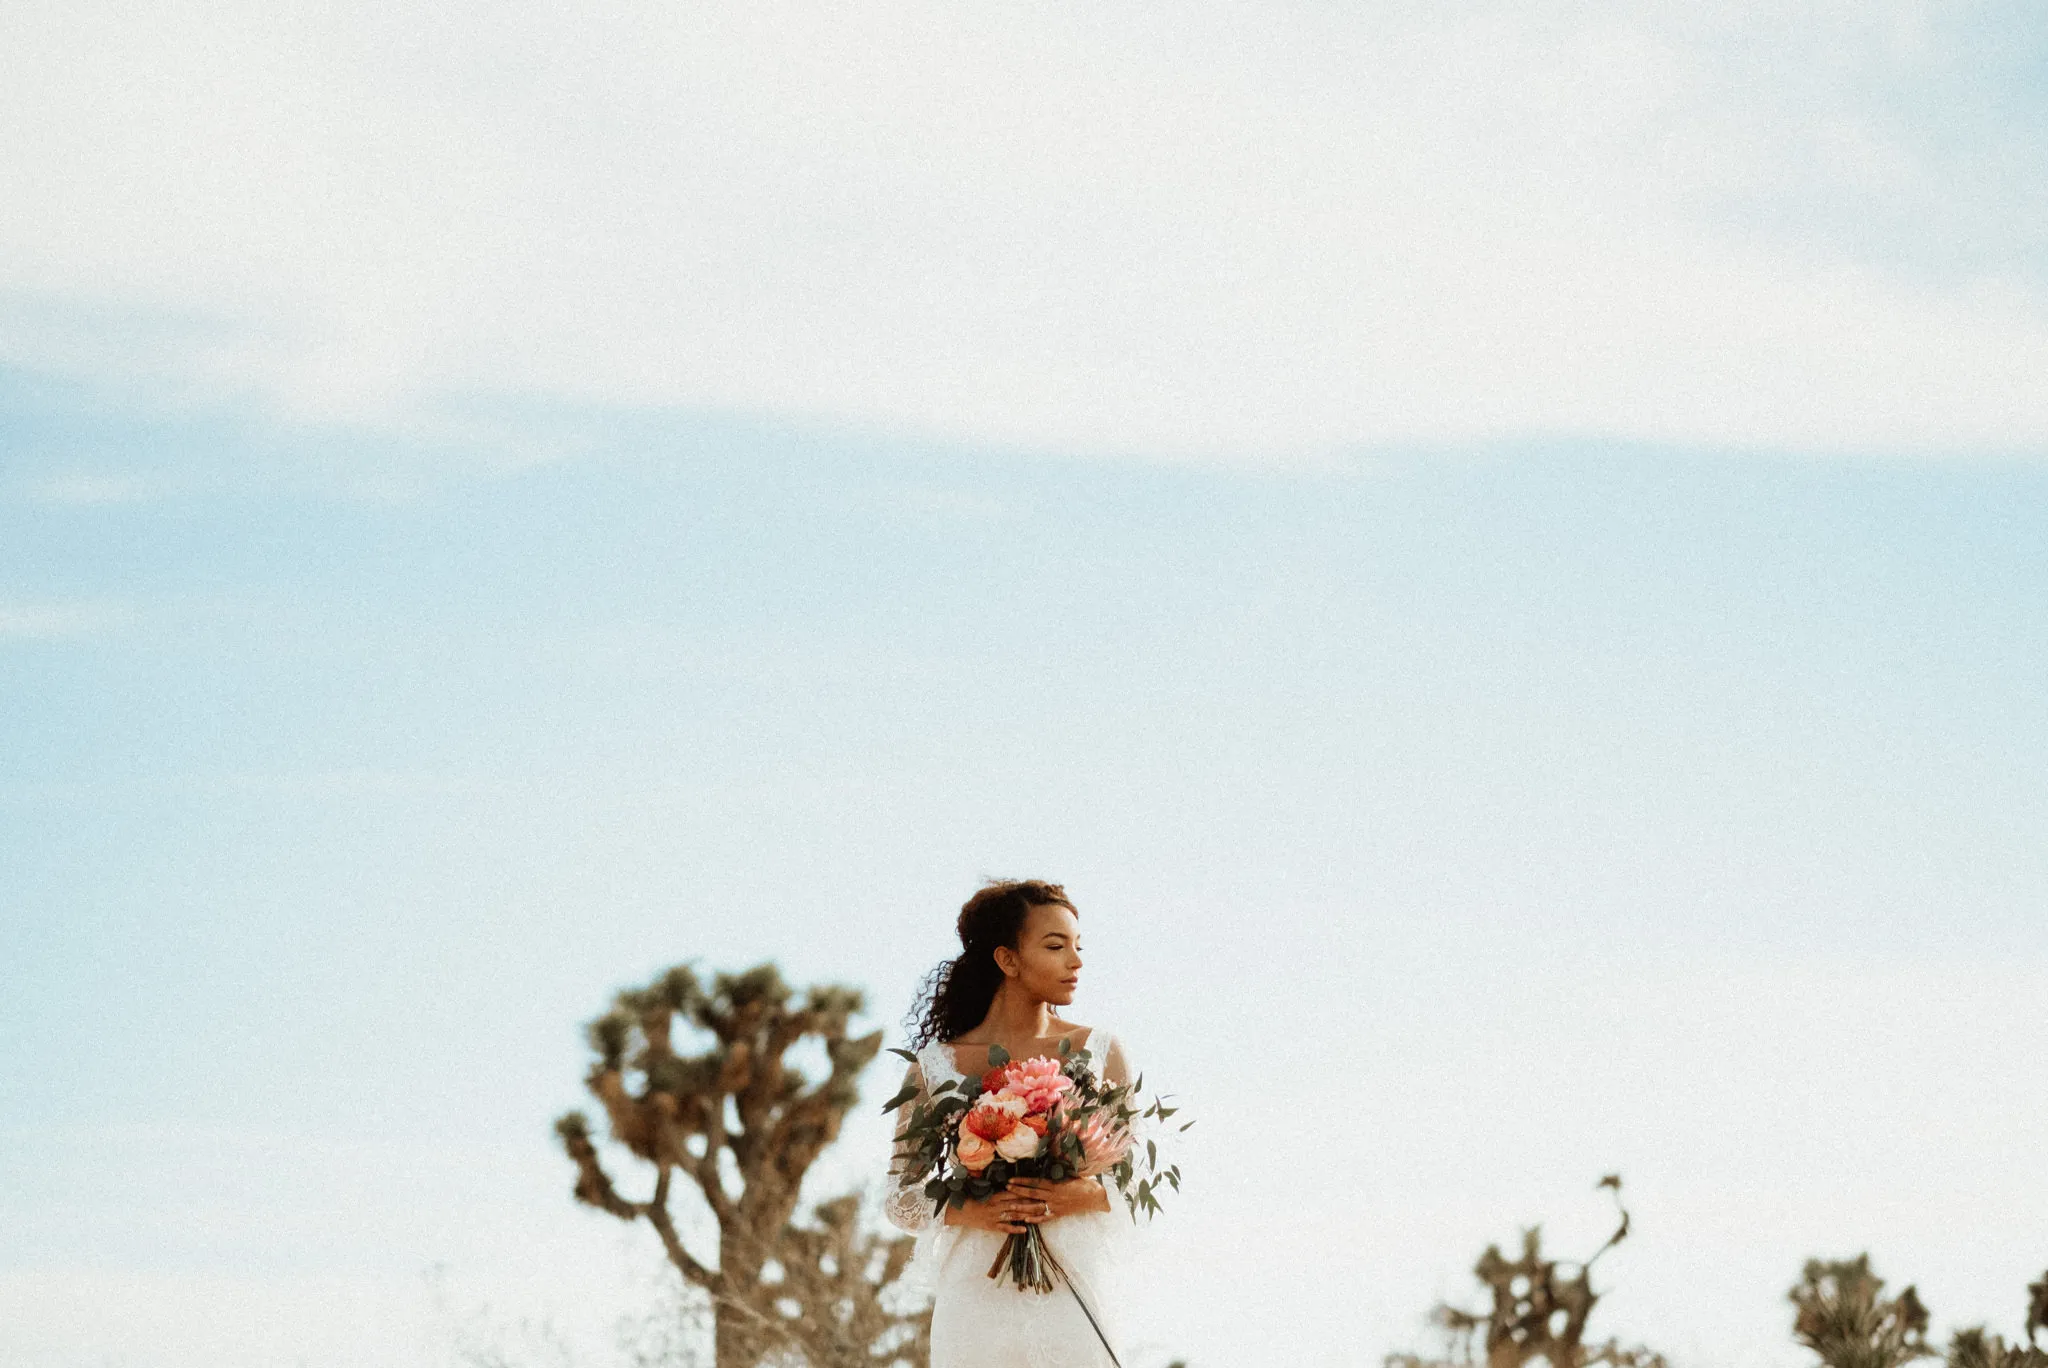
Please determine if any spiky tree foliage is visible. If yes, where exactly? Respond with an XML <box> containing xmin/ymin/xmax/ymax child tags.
<box><xmin>1948</xmin><ymin>1327</ymin><xmax>2048</xmax><ymax>1368</ymax></box>
<box><xmin>1925</xmin><ymin>1267</ymin><xmax>2048</xmax><ymax>1368</ymax></box>
<box><xmin>553</xmin><ymin>963</ymin><xmax>927</xmax><ymax>1368</ymax></box>
<box><xmin>1788</xmin><ymin>1256</ymin><xmax>1934</xmax><ymax>1368</ymax></box>
<box><xmin>1788</xmin><ymin>1258</ymin><xmax>2048</xmax><ymax>1368</ymax></box>
<box><xmin>1387</xmin><ymin>1176</ymin><xmax>1667</xmax><ymax>1368</ymax></box>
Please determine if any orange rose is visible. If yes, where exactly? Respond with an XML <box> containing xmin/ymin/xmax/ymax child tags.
<box><xmin>955</xmin><ymin>1128</ymin><xmax>996</xmax><ymax>1173</ymax></box>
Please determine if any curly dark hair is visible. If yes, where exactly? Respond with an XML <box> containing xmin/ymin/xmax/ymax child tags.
<box><xmin>905</xmin><ymin>878</ymin><xmax>1078</xmax><ymax>1049</ymax></box>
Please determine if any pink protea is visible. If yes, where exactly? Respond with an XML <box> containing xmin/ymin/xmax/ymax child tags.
<box><xmin>995</xmin><ymin>1056</ymin><xmax>1076</xmax><ymax>1115</ymax></box>
<box><xmin>1068</xmin><ymin>1109</ymin><xmax>1133</xmax><ymax>1179</ymax></box>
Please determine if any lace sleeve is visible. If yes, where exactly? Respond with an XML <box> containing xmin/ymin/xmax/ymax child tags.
<box><xmin>1098</xmin><ymin>1032</ymin><xmax>1134</xmax><ymax>1089</ymax></box>
<box><xmin>883</xmin><ymin>1058</ymin><xmax>940</xmax><ymax>1235</ymax></box>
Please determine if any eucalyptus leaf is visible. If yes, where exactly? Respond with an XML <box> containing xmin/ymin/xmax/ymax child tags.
<box><xmin>986</xmin><ymin>1043</ymin><xmax>1011</xmax><ymax>1067</ymax></box>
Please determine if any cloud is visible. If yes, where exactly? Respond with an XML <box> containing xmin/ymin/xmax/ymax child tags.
<box><xmin>0</xmin><ymin>600</ymin><xmax>126</xmax><ymax>640</ymax></box>
<box><xmin>28</xmin><ymin>473</ymin><xmax>157</xmax><ymax>505</ymax></box>
<box><xmin>1</xmin><ymin>0</ymin><xmax>2044</xmax><ymax>461</ymax></box>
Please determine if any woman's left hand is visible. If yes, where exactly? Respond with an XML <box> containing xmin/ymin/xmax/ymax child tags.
<box><xmin>1006</xmin><ymin>1176</ymin><xmax>1112</xmax><ymax>1221</ymax></box>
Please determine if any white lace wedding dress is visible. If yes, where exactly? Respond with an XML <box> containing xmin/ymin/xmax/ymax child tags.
<box><xmin>884</xmin><ymin>1027</ymin><xmax>1141</xmax><ymax>1368</ymax></box>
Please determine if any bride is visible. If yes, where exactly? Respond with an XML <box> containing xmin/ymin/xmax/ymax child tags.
<box><xmin>884</xmin><ymin>879</ymin><xmax>1142</xmax><ymax>1368</ymax></box>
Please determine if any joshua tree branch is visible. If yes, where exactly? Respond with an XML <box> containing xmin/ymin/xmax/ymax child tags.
<box><xmin>690</xmin><ymin>1092</ymin><xmax>738</xmax><ymax>1224</ymax></box>
<box><xmin>644</xmin><ymin>1194</ymin><xmax>720</xmax><ymax>1292</ymax></box>
<box><xmin>560</xmin><ymin>1118</ymin><xmax>641</xmax><ymax>1221</ymax></box>
<box><xmin>561</xmin><ymin>1123</ymin><xmax>721</xmax><ymax>1291</ymax></box>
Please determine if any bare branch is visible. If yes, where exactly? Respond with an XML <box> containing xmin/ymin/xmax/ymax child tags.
<box><xmin>643</xmin><ymin>1197</ymin><xmax>720</xmax><ymax>1293</ymax></box>
<box><xmin>555</xmin><ymin>1112</ymin><xmax>640</xmax><ymax>1222</ymax></box>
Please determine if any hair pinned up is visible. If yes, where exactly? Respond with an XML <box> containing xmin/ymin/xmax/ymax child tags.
<box><xmin>905</xmin><ymin>879</ymin><xmax>1076</xmax><ymax>1048</ymax></box>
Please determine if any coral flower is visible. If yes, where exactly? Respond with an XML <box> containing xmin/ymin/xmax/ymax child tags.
<box><xmin>958</xmin><ymin>1094</ymin><xmax>1024</xmax><ymax>1173</ymax></box>
<box><xmin>962</xmin><ymin>1094</ymin><xmax>1024</xmax><ymax>1140</ymax></box>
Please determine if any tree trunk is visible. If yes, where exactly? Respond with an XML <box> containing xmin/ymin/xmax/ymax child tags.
<box><xmin>715</xmin><ymin>1226</ymin><xmax>768</xmax><ymax>1368</ymax></box>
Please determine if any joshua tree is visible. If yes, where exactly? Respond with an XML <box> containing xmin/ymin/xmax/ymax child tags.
<box><xmin>1788</xmin><ymin>1256</ymin><xmax>1934</xmax><ymax>1368</ymax></box>
<box><xmin>1790</xmin><ymin>1258</ymin><xmax>2048</xmax><ymax>1368</ymax></box>
<box><xmin>553</xmin><ymin>963</ymin><xmax>929</xmax><ymax>1368</ymax></box>
<box><xmin>1947</xmin><ymin>1326</ymin><xmax>2048</xmax><ymax>1368</ymax></box>
<box><xmin>1387</xmin><ymin>1176</ymin><xmax>1667</xmax><ymax>1368</ymax></box>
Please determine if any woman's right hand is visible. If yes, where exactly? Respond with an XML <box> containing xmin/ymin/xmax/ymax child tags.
<box><xmin>944</xmin><ymin>1190</ymin><xmax>1044</xmax><ymax>1234</ymax></box>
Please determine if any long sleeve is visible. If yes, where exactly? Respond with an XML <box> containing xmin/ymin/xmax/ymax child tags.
<box><xmin>1097</xmin><ymin>1032</ymin><xmax>1134</xmax><ymax>1090</ymax></box>
<box><xmin>1092</xmin><ymin>1030</ymin><xmax>1179</xmax><ymax>1218</ymax></box>
<box><xmin>884</xmin><ymin>1058</ymin><xmax>941</xmax><ymax>1235</ymax></box>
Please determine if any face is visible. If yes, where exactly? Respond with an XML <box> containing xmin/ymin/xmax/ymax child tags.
<box><xmin>996</xmin><ymin>902</ymin><xmax>1084</xmax><ymax>1009</ymax></box>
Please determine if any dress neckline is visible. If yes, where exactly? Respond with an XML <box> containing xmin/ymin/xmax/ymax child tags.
<box><xmin>936</xmin><ymin>1025</ymin><xmax>1099</xmax><ymax>1082</ymax></box>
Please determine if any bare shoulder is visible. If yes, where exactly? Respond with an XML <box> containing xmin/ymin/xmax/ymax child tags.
<box><xmin>1047</xmin><ymin>1018</ymin><xmax>1110</xmax><ymax>1051</ymax></box>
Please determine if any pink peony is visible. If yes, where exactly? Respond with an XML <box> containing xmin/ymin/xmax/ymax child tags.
<box><xmin>996</xmin><ymin>1056</ymin><xmax>1076</xmax><ymax>1115</ymax></box>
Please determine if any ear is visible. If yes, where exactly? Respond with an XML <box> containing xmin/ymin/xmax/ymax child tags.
<box><xmin>992</xmin><ymin>944</ymin><xmax>1020</xmax><ymax>978</ymax></box>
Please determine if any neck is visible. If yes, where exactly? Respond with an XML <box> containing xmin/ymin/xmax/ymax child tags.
<box><xmin>978</xmin><ymin>982</ymin><xmax>1055</xmax><ymax>1041</ymax></box>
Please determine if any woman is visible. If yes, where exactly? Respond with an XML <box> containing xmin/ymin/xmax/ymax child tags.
<box><xmin>885</xmin><ymin>879</ymin><xmax>1141</xmax><ymax>1368</ymax></box>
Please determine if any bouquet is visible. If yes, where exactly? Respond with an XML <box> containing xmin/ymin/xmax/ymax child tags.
<box><xmin>883</xmin><ymin>1036</ymin><xmax>1185</xmax><ymax>1294</ymax></box>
